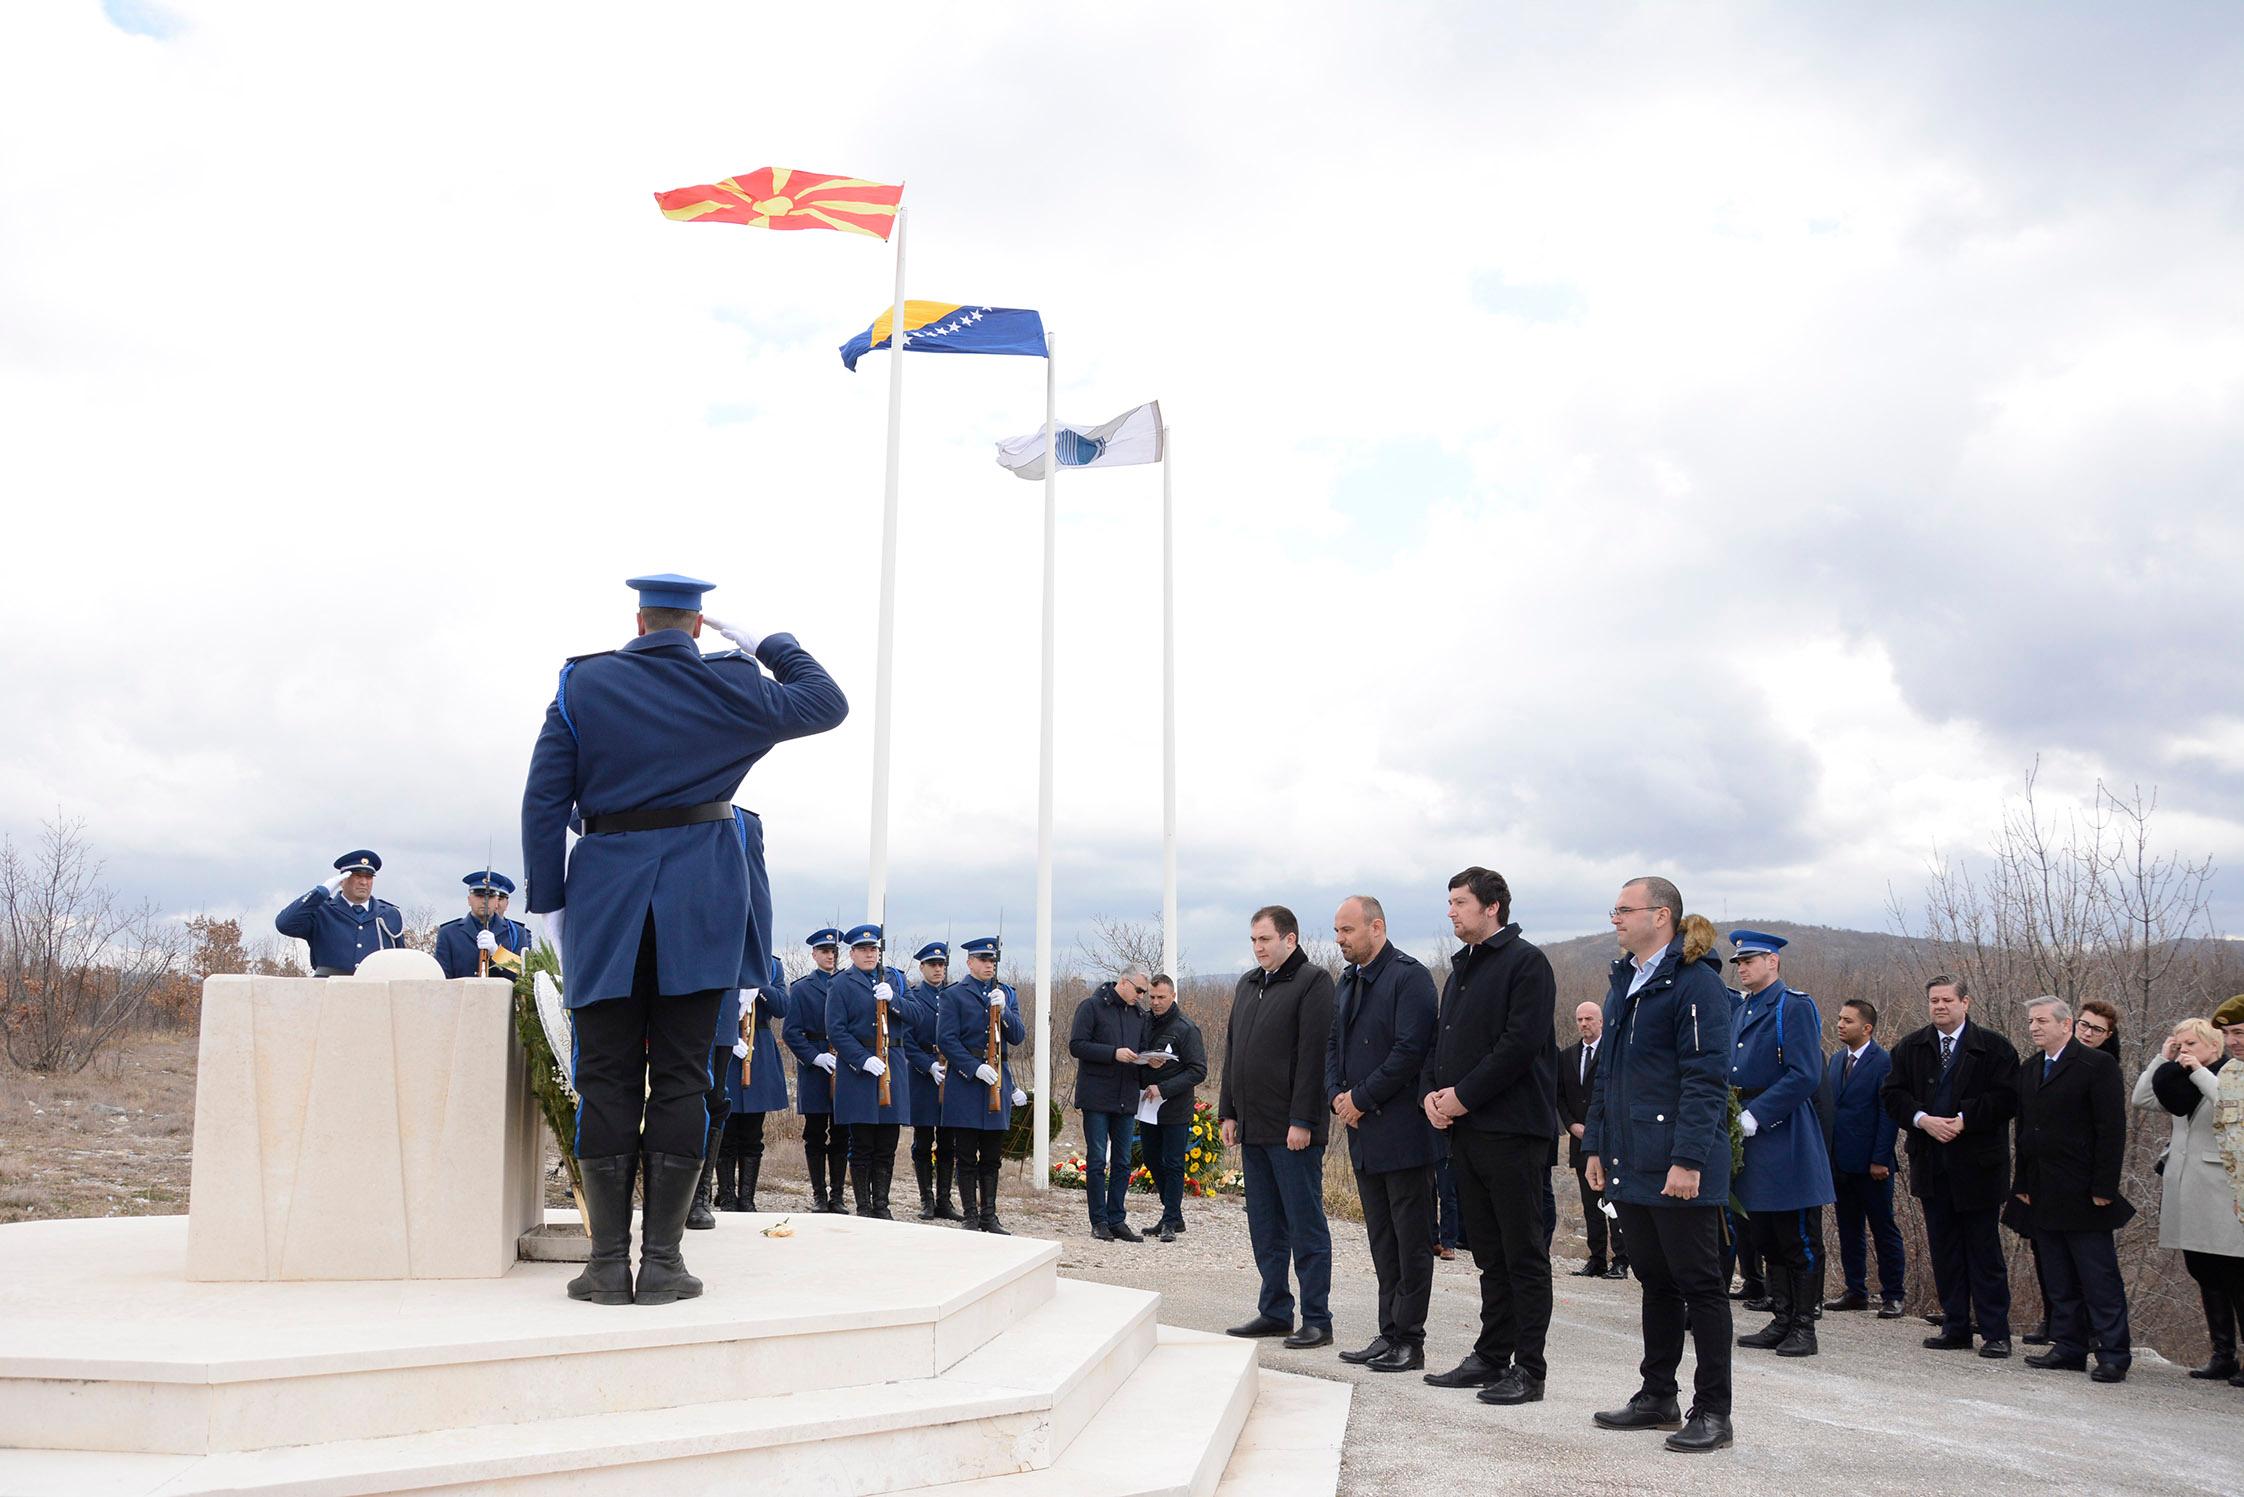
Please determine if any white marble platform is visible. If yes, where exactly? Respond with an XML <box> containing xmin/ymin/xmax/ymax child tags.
<box><xmin>185</xmin><ymin>972</ymin><xmax>541</xmax><ymax>1281</ymax></box>
<box><xmin>0</xmin><ymin>1213</ymin><xmax>1347</xmax><ymax>1497</ymax></box>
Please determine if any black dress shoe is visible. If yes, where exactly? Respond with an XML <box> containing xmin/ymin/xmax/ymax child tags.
<box><xmin>1156</xmin><ymin>1223</ymin><xmax>1176</xmax><ymax>1243</ymax></box>
<box><xmin>1593</xmin><ymin>1392</ymin><xmax>1683</xmax><ymax>1430</ymax></box>
<box><xmin>2024</xmin><ymin>1350</ymin><xmax>2085</xmax><ymax>1370</ymax></box>
<box><xmin>1774</xmin><ymin>1326</ymin><xmax>1818</xmax><ymax>1358</ymax></box>
<box><xmin>1665</xmin><ymin>1409</ymin><xmax>1734</xmax><ymax>1453</ymax></box>
<box><xmin>1922</xmin><ymin>1313</ymin><xmax>1945</xmax><ymax>1326</ymax></box>
<box><xmin>1424</xmin><ymin>1352</ymin><xmax>1507</xmax><ymax>1388</ymax></box>
<box><xmin>1736</xmin><ymin>1317</ymin><xmax>1788</xmax><ymax>1350</ymax></box>
<box><xmin>1822</xmin><ymin>1293</ymin><xmax>1870</xmax><ymax>1312</ymax></box>
<box><xmin>1109</xmin><ymin>1221</ymin><xmax>1144</xmax><ymax>1243</ymax></box>
<box><xmin>1878</xmin><ymin>1299</ymin><xmax>1906</xmax><ymax>1319</ymax></box>
<box><xmin>1977</xmin><ymin>1338</ymin><xmax>2012</xmax><ymax>1359</ymax></box>
<box><xmin>2231</xmin><ymin>1370</ymin><xmax>2244</xmax><ymax>1389</ymax></box>
<box><xmin>2021</xmin><ymin>1320</ymin><xmax>2050</xmax><ymax>1346</ymax></box>
<box><xmin>1476</xmin><ymin>1368</ymin><xmax>1545</xmax><ymax>1405</ymax></box>
<box><xmin>2188</xmin><ymin>1356</ymin><xmax>2241</xmax><ymax>1381</ymax></box>
<box><xmin>1572</xmin><ymin>1260</ymin><xmax>1607</xmax><ymax>1277</ymax></box>
<box><xmin>1338</xmin><ymin>1337</ymin><xmax>1393</xmax><ymax>1365</ymax></box>
<box><xmin>1741</xmin><ymin>1294</ymin><xmax>1774</xmax><ymax>1313</ymax></box>
<box><xmin>1225</xmin><ymin>1315</ymin><xmax>1292</xmax><ymax>1339</ymax></box>
<box><xmin>1923</xmin><ymin>1333</ymin><xmax>1974</xmax><ymax>1350</ymax></box>
<box><xmin>1282</xmin><ymin>1325</ymin><xmax>1334</xmax><ymax>1350</ymax></box>
<box><xmin>2089</xmin><ymin>1362</ymin><xmax>2128</xmax><ymax>1384</ymax></box>
<box><xmin>1090</xmin><ymin>1223</ymin><xmax>1115</xmax><ymax>1241</ymax></box>
<box><xmin>1604</xmin><ymin>1260</ymin><xmax>1629</xmax><ymax>1280</ymax></box>
<box><xmin>1366</xmin><ymin>1342</ymin><xmax>1425</xmax><ymax>1373</ymax></box>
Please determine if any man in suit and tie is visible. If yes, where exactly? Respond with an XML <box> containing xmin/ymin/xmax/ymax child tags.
<box><xmin>1558</xmin><ymin>1000</ymin><xmax>1627</xmax><ymax>1279</ymax></box>
<box><xmin>1819</xmin><ymin>998</ymin><xmax>1906</xmax><ymax>1317</ymax></box>
<box><xmin>1326</xmin><ymin>895</ymin><xmax>1440</xmax><ymax>1372</ymax></box>
<box><xmin>1881</xmin><ymin>974</ymin><xmax>2021</xmax><ymax>1357</ymax></box>
<box><xmin>2014</xmin><ymin>996</ymin><xmax>2135</xmax><ymax>1382</ymax></box>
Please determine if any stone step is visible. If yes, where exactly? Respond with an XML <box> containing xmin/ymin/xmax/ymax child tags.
<box><xmin>0</xmin><ymin>1279</ymin><xmax>1162</xmax><ymax>1497</ymax></box>
<box><xmin>1210</xmin><ymin>1368</ymin><xmax>1352</xmax><ymax>1497</ymax></box>
<box><xmin>0</xmin><ymin>1213</ymin><xmax>1058</xmax><ymax>1456</ymax></box>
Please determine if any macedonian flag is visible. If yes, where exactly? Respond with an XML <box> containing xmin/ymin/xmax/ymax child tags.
<box><xmin>653</xmin><ymin>167</ymin><xmax>902</xmax><ymax>239</ymax></box>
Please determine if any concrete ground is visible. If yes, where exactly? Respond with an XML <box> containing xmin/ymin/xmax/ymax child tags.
<box><xmin>1026</xmin><ymin>1195</ymin><xmax>2244</xmax><ymax>1497</ymax></box>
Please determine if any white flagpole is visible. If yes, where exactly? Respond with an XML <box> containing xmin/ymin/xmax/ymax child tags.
<box><xmin>1033</xmin><ymin>331</ymin><xmax>1058</xmax><ymax>1191</ymax></box>
<box><xmin>1160</xmin><ymin>426</ymin><xmax>1178</xmax><ymax>983</ymax></box>
<box><xmin>867</xmin><ymin>207</ymin><xmax>908</xmax><ymax>920</ymax></box>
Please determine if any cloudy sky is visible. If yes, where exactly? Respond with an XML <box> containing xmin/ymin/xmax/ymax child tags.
<box><xmin>3</xmin><ymin>1</ymin><xmax>2239</xmax><ymax>976</ymax></box>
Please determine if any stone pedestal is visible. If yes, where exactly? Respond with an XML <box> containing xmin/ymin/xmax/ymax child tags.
<box><xmin>184</xmin><ymin>970</ymin><xmax>542</xmax><ymax>1280</ymax></box>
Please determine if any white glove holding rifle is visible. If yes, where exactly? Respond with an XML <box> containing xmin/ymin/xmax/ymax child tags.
<box><xmin>975</xmin><ymin>1063</ymin><xmax>1000</xmax><ymax>1085</ymax></box>
<box><xmin>732</xmin><ymin>1039</ymin><xmax>750</xmax><ymax>1059</ymax></box>
<box><xmin>863</xmin><ymin>1055</ymin><xmax>887</xmax><ymax>1078</ymax></box>
<box><xmin>476</xmin><ymin>930</ymin><xmax>497</xmax><ymax>953</ymax></box>
<box><xmin>813</xmin><ymin>1053</ymin><xmax>838</xmax><ymax>1075</ymax></box>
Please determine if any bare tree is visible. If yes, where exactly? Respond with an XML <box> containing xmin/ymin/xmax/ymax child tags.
<box><xmin>1076</xmin><ymin>914</ymin><xmax>1168</xmax><ymax>980</ymax></box>
<box><xmin>0</xmin><ymin>817</ymin><xmax>183</xmax><ymax>1073</ymax></box>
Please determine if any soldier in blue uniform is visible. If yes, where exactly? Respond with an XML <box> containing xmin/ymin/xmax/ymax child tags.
<box><xmin>938</xmin><ymin>936</ymin><xmax>1027</xmax><ymax>1234</ymax></box>
<box><xmin>783</xmin><ymin>928</ymin><xmax>850</xmax><ymax>1213</ymax></box>
<box><xmin>1726</xmin><ymin>930</ymin><xmax>1837</xmax><ymax>1358</ymax></box>
<box><xmin>520</xmin><ymin>572</ymin><xmax>846</xmax><ymax>1306</ymax></box>
<box><xmin>905</xmin><ymin>941</ymin><xmax>958</xmax><ymax>1220</ymax></box>
<box><xmin>715</xmin><ymin>954</ymin><xmax>791</xmax><ymax>1213</ymax></box>
<box><xmin>275</xmin><ymin>850</ymin><xmax>405</xmax><ymax>976</ymax></box>
<box><xmin>433</xmin><ymin>871</ymin><xmax>533</xmax><ymax>979</ymax></box>
<box><xmin>827</xmin><ymin>924</ymin><xmax>927</xmax><ymax>1219</ymax></box>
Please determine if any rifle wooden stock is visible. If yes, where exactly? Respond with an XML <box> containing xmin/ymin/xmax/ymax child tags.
<box><xmin>740</xmin><ymin>1005</ymin><xmax>754</xmax><ymax>1089</ymax></box>
<box><xmin>875</xmin><ymin>991</ymin><xmax>892</xmax><ymax>1108</ymax></box>
<box><xmin>987</xmin><ymin>994</ymin><xmax>1002</xmax><ymax>1112</ymax></box>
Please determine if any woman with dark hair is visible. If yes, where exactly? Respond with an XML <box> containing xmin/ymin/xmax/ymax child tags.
<box><xmin>2134</xmin><ymin>1018</ymin><xmax>2244</xmax><ymax>1387</ymax></box>
<box><xmin>2075</xmin><ymin>1000</ymin><xmax>2123</xmax><ymax>1062</ymax></box>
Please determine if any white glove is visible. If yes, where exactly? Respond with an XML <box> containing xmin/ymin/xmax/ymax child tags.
<box><xmin>1739</xmin><ymin>1111</ymin><xmax>1759</xmax><ymax>1138</ymax></box>
<box><xmin>863</xmin><ymin>1055</ymin><xmax>887</xmax><ymax>1078</ymax></box>
<box><xmin>322</xmin><ymin>874</ymin><xmax>345</xmax><ymax>894</ymax></box>
<box><xmin>975</xmin><ymin>1063</ymin><xmax>1000</xmax><ymax>1085</ymax></box>
<box><xmin>732</xmin><ymin>1039</ymin><xmax>750</xmax><ymax>1059</ymax></box>
<box><xmin>989</xmin><ymin>990</ymin><xmax>1007</xmax><ymax>1009</ymax></box>
<box><xmin>873</xmin><ymin>981</ymin><xmax>894</xmax><ymax>1003</ymax></box>
<box><xmin>544</xmin><ymin>908</ymin><xmax>565</xmax><ymax>950</ymax></box>
<box><xmin>1012</xmin><ymin>1087</ymin><xmax>1028</xmax><ymax>1107</ymax></box>
<box><xmin>742</xmin><ymin>987</ymin><xmax>760</xmax><ymax>1006</ymax></box>
<box><xmin>813</xmin><ymin>1053</ymin><xmax>837</xmax><ymax>1074</ymax></box>
<box><xmin>930</xmin><ymin>1062</ymin><xmax>947</xmax><ymax>1084</ymax></box>
<box><xmin>703</xmin><ymin>615</ymin><xmax>763</xmax><ymax>655</ymax></box>
<box><xmin>476</xmin><ymin>930</ymin><xmax>497</xmax><ymax>953</ymax></box>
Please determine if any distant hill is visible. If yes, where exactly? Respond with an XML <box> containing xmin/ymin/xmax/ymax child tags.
<box><xmin>1538</xmin><ymin>920</ymin><xmax>1944</xmax><ymax>1010</ymax></box>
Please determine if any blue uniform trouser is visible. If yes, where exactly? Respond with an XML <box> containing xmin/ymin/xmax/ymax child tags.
<box><xmin>1243</xmin><ymin>1141</ymin><xmax>1332</xmax><ymax>1332</ymax></box>
<box><xmin>1141</xmin><ymin>1120</ymin><xmax>1189</xmax><ymax>1226</ymax></box>
<box><xmin>1744</xmin><ymin>1206</ymin><xmax>1821</xmax><ymax>1324</ymax></box>
<box><xmin>1832</xmin><ymin>1170</ymin><xmax>1906</xmax><ymax>1300</ymax></box>
<box><xmin>1921</xmin><ymin>1193</ymin><xmax>2011</xmax><ymax>1342</ymax></box>
<box><xmin>569</xmin><ymin>916</ymin><xmax>723</xmax><ymax>1159</ymax></box>
<box><xmin>1081</xmin><ymin>1109</ymin><xmax>1137</xmax><ymax>1227</ymax></box>
<box><xmin>2034</xmin><ymin>1227</ymin><xmax>2131</xmax><ymax>1368</ymax></box>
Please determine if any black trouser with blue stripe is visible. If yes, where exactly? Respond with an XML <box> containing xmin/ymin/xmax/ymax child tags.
<box><xmin>1744</xmin><ymin>1206</ymin><xmax>1821</xmax><ymax>1326</ymax></box>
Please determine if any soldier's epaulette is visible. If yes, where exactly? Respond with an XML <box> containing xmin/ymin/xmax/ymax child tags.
<box><xmin>564</xmin><ymin>649</ymin><xmax>616</xmax><ymax>665</ymax></box>
<box><xmin>703</xmin><ymin>648</ymin><xmax>748</xmax><ymax>662</ymax></box>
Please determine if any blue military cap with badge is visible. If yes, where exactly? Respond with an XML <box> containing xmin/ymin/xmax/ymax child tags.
<box><xmin>1727</xmin><ymin>929</ymin><xmax>1788</xmax><ymax>959</ymax></box>
<box><xmin>334</xmin><ymin>850</ymin><xmax>382</xmax><ymax>874</ymax></box>
<box><xmin>960</xmin><ymin>937</ymin><xmax>1001</xmax><ymax>958</ymax></box>
<box><xmin>845</xmin><ymin>923</ymin><xmax>883</xmax><ymax>947</ymax></box>
<box><xmin>914</xmin><ymin>941</ymin><xmax>949</xmax><ymax>963</ymax></box>
<box><xmin>806</xmin><ymin>927</ymin><xmax>844</xmax><ymax>949</ymax></box>
<box><xmin>464</xmin><ymin>870</ymin><xmax>517</xmax><ymax>894</ymax></box>
<box><xmin>625</xmin><ymin>573</ymin><xmax>717</xmax><ymax>610</ymax></box>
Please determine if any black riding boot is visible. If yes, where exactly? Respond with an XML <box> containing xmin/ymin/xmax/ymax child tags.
<box><xmin>978</xmin><ymin>1162</ymin><xmax>1009</xmax><ymax>1235</ymax></box>
<box><xmin>934</xmin><ymin>1155</ymin><xmax>961</xmax><ymax>1220</ymax></box>
<box><xmin>852</xmin><ymin>1158</ymin><xmax>876</xmax><ymax>1217</ymax></box>
<box><xmin>687</xmin><ymin>1125</ymin><xmax>720</xmax><ymax>1231</ymax></box>
<box><xmin>738</xmin><ymin>1153</ymin><xmax>762</xmax><ymax>1214</ymax></box>
<box><xmin>828</xmin><ymin>1139</ymin><xmax>852</xmax><ymax>1213</ymax></box>
<box><xmin>806</xmin><ymin>1139</ymin><xmax>832</xmax><ymax>1213</ymax></box>
<box><xmin>915</xmin><ymin>1155</ymin><xmax>937</xmax><ymax>1220</ymax></box>
<box><xmin>633</xmin><ymin>1152</ymin><xmax>705</xmax><ymax>1304</ymax></box>
<box><xmin>714</xmin><ymin>1152</ymin><xmax>739</xmax><ymax>1212</ymax></box>
<box><xmin>2192</xmin><ymin>1277</ymin><xmax>2241</xmax><ymax>1379</ymax></box>
<box><xmin>955</xmin><ymin>1159</ymin><xmax>981</xmax><ymax>1230</ymax></box>
<box><xmin>566</xmin><ymin>1154</ymin><xmax>637</xmax><ymax>1306</ymax></box>
<box><xmin>871</xmin><ymin>1153</ymin><xmax>897</xmax><ymax>1220</ymax></box>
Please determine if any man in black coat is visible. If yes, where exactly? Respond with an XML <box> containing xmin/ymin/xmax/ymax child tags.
<box><xmin>1557</xmin><ymin>998</ymin><xmax>1626</xmax><ymax>1279</ymax></box>
<box><xmin>1137</xmin><ymin>975</ymin><xmax>1209</xmax><ymax>1242</ymax></box>
<box><xmin>2014</xmin><ymin>997</ymin><xmax>2135</xmax><ymax>1381</ymax></box>
<box><xmin>1220</xmin><ymin>905</ymin><xmax>1339</xmax><ymax>1349</ymax></box>
<box><xmin>1070</xmin><ymin>974</ymin><xmax>1150</xmax><ymax>1241</ymax></box>
<box><xmin>1420</xmin><ymin>867</ymin><xmax>1561</xmax><ymax>1409</ymax></box>
<box><xmin>1325</xmin><ymin>895</ymin><xmax>1439</xmax><ymax>1372</ymax></box>
<box><xmin>1881</xmin><ymin>974</ymin><xmax>2020</xmax><ymax>1357</ymax></box>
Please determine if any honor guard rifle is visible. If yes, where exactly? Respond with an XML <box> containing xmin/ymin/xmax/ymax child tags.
<box><xmin>987</xmin><ymin>912</ymin><xmax>1004</xmax><ymax>1113</ymax></box>
<box><xmin>873</xmin><ymin>900</ymin><xmax>893</xmax><ymax>1109</ymax></box>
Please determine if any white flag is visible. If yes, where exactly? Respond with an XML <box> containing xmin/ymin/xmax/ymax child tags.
<box><xmin>996</xmin><ymin>400</ymin><xmax>1163</xmax><ymax>479</ymax></box>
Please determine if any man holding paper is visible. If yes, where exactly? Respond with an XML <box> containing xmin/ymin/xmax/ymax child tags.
<box><xmin>1138</xmin><ymin>975</ymin><xmax>1209</xmax><ymax>1242</ymax></box>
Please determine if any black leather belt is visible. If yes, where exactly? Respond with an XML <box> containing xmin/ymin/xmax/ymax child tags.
<box><xmin>580</xmin><ymin>801</ymin><xmax>734</xmax><ymax>835</ymax></box>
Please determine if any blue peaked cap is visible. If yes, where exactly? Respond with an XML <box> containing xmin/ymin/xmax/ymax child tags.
<box><xmin>334</xmin><ymin>849</ymin><xmax>381</xmax><ymax>874</ymax></box>
<box><xmin>845</xmin><ymin>923</ymin><xmax>883</xmax><ymax>947</ymax></box>
<box><xmin>914</xmin><ymin>942</ymin><xmax>949</xmax><ymax>963</ymax></box>
<box><xmin>626</xmin><ymin>572</ymin><xmax>716</xmax><ymax>610</ymax></box>
<box><xmin>1727</xmin><ymin>929</ymin><xmax>1788</xmax><ymax>959</ymax></box>
<box><xmin>805</xmin><ymin>927</ymin><xmax>844</xmax><ymax>948</ymax></box>
<box><xmin>960</xmin><ymin>937</ymin><xmax>1000</xmax><ymax>957</ymax></box>
<box><xmin>463</xmin><ymin>870</ymin><xmax>516</xmax><ymax>894</ymax></box>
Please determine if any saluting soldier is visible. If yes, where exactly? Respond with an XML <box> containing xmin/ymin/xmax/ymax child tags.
<box><xmin>275</xmin><ymin>850</ymin><xmax>405</xmax><ymax>976</ymax></box>
<box><xmin>434</xmin><ymin>870</ymin><xmax>532</xmax><ymax>979</ymax></box>
<box><xmin>1726</xmin><ymin>930</ymin><xmax>1837</xmax><ymax>1358</ymax></box>
<box><xmin>827</xmin><ymin>923</ymin><xmax>926</xmax><ymax>1219</ymax></box>
<box><xmin>938</xmin><ymin>936</ymin><xmax>1027</xmax><ymax>1233</ymax></box>
<box><xmin>716</xmin><ymin>954</ymin><xmax>791</xmax><ymax>1213</ymax></box>
<box><xmin>906</xmin><ymin>941</ymin><xmax>958</xmax><ymax>1220</ymax></box>
<box><xmin>520</xmin><ymin>572</ymin><xmax>846</xmax><ymax>1306</ymax></box>
<box><xmin>783</xmin><ymin>928</ymin><xmax>850</xmax><ymax>1213</ymax></box>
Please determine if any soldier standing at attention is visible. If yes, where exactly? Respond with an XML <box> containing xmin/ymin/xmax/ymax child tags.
<box><xmin>717</xmin><ymin>954</ymin><xmax>791</xmax><ymax>1213</ymax></box>
<box><xmin>1725</xmin><ymin>931</ymin><xmax>1837</xmax><ymax>1358</ymax></box>
<box><xmin>520</xmin><ymin>572</ymin><xmax>846</xmax><ymax>1306</ymax></box>
<box><xmin>434</xmin><ymin>870</ymin><xmax>531</xmax><ymax>979</ymax></box>
<box><xmin>906</xmin><ymin>942</ymin><xmax>959</xmax><ymax>1220</ymax></box>
<box><xmin>784</xmin><ymin>929</ymin><xmax>850</xmax><ymax>1213</ymax></box>
<box><xmin>827</xmin><ymin>924</ymin><xmax>925</xmax><ymax>1219</ymax></box>
<box><xmin>276</xmin><ymin>850</ymin><xmax>405</xmax><ymax>976</ymax></box>
<box><xmin>938</xmin><ymin>936</ymin><xmax>1028</xmax><ymax>1233</ymax></box>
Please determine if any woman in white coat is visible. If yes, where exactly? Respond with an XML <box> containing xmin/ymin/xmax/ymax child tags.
<box><xmin>2133</xmin><ymin>1017</ymin><xmax>2244</xmax><ymax>1388</ymax></box>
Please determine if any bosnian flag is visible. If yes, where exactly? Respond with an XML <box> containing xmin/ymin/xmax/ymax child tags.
<box><xmin>996</xmin><ymin>401</ymin><xmax>1164</xmax><ymax>479</ymax></box>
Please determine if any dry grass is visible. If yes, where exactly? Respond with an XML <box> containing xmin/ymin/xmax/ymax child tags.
<box><xmin>0</xmin><ymin>1030</ymin><xmax>200</xmax><ymax>1223</ymax></box>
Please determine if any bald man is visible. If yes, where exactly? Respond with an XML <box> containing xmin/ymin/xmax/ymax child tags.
<box><xmin>1558</xmin><ymin>1000</ymin><xmax>1626</xmax><ymax>1278</ymax></box>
